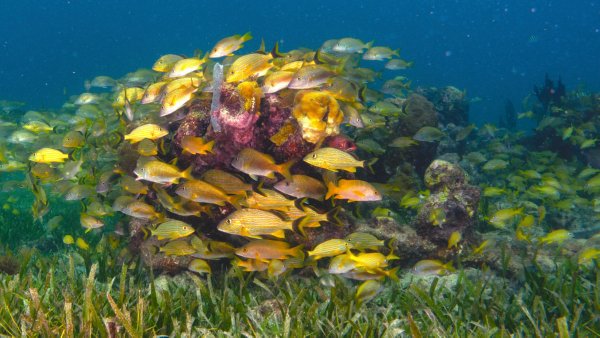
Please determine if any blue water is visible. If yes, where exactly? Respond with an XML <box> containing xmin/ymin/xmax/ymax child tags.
<box><xmin>1</xmin><ymin>1</ymin><xmax>599</xmax><ymax>124</ymax></box>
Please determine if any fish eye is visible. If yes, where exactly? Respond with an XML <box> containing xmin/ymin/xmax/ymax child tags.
<box><xmin>312</xmin><ymin>154</ymin><xmax>317</xmax><ymax>159</ymax></box>
<box><xmin>297</xmin><ymin>77</ymin><xmax>301</xmax><ymax>80</ymax></box>
<box><xmin>227</xmin><ymin>219</ymin><xmax>232</xmax><ymax>224</ymax></box>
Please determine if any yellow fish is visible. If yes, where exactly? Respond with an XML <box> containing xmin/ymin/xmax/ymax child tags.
<box><xmin>325</xmin><ymin>179</ymin><xmax>382</xmax><ymax>202</ymax></box>
<box><xmin>472</xmin><ymin>240</ymin><xmax>491</xmax><ymax>255</ymax></box>
<box><xmin>413</xmin><ymin>260</ymin><xmax>454</xmax><ymax>276</ymax></box>
<box><xmin>168</xmin><ymin>57</ymin><xmax>207</xmax><ymax>78</ymax></box>
<box><xmin>235</xmin><ymin>240</ymin><xmax>303</xmax><ymax>260</ymax></box>
<box><xmin>235</xmin><ymin>258</ymin><xmax>269</xmax><ymax>272</ymax></box>
<box><xmin>489</xmin><ymin>207</ymin><xmax>523</xmax><ymax>228</ymax></box>
<box><xmin>160</xmin><ymin>86</ymin><xmax>197</xmax><ymax>117</ymax></box>
<box><xmin>231</xmin><ymin>148</ymin><xmax>295</xmax><ymax>180</ymax></box>
<box><xmin>22</xmin><ymin>120</ymin><xmax>53</xmax><ymax>133</ymax></box>
<box><xmin>578</xmin><ymin>247</ymin><xmax>600</xmax><ymax>265</ymax></box>
<box><xmin>539</xmin><ymin>229</ymin><xmax>572</xmax><ymax>245</ymax></box>
<box><xmin>226</xmin><ymin>53</ymin><xmax>273</xmax><ymax>83</ymax></box>
<box><xmin>80</xmin><ymin>213</ymin><xmax>104</xmax><ymax>232</ymax></box>
<box><xmin>355</xmin><ymin>280</ymin><xmax>382</xmax><ymax>305</ymax></box>
<box><xmin>76</xmin><ymin>237</ymin><xmax>90</xmax><ymax>251</ymax></box>
<box><xmin>242</xmin><ymin>189</ymin><xmax>296</xmax><ymax>212</ymax></box>
<box><xmin>124</xmin><ymin>124</ymin><xmax>168</xmax><ymax>144</ymax></box>
<box><xmin>120</xmin><ymin>175</ymin><xmax>149</xmax><ymax>194</ymax></box>
<box><xmin>134</xmin><ymin>160</ymin><xmax>193</xmax><ymax>185</ymax></box>
<box><xmin>152</xmin><ymin>54</ymin><xmax>184</xmax><ymax>72</ymax></box>
<box><xmin>347</xmin><ymin>251</ymin><xmax>399</xmax><ymax>271</ymax></box>
<box><xmin>447</xmin><ymin>231</ymin><xmax>462</xmax><ymax>249</ymax></box>
<box><xmin>188</xmin><ymin>259</ymin><xmax>211</xmax><ymax>274</ymax></box>
<box><xmin>209</xmin><ymin>32</ymin><xmax>253</xmax><ymax>58</ymax></box>
<box><xmin>201</xmin><ymin>169</ymin><xmax>252</xmax><ymax>195</ymax></box>
<box><xmin>151</xmin><ymin>219</ymin><xmax>195</xmax><ymax>240</ymax></box>
<box><xmin>261</xmin><ymin>70</ymin><xmax>294</xmax><ymax>93</ymax></box>
<box><xmin>273</xmin><ymin>174</ymin><xmax>327</xmax><ymax>200</ymax></box>
<box><xmin>63</xmin><ymin>235</ymin><xmax>75</xmax><ymax>245</ymax></box>
<box><xmin>62</xmin><ymin>131</ymin><xmax>85</xmax><ymax>148</ymax></box>
<box><xmin>303</xmin><ymin>147</ymin><xmax>365</xmax><ymax>172</ymax></box>
<box><xmin>141</xmin><ymin>81</ymin><xmax>168</xmax><ymax>104</ymax></box>
<box><xmin>217</xmin><ymin>208</ymin><xmax>293</xmax><ymax>239</ymax></box>
<box><xmin>29</xmin><ymin>148</ymin><xmax>70</xmax><ymax>163</ymax></box>
<box><xmin>159</xmin><ymin>239</ymin><xmax>196</xmax><ymax>256</ymax></box>
<box><xmin>181</xmin><ymin>136</ymin><xmax>215</xmax><ymax>155</ymax></box>
<box><xmin>175</xmin><ymin>179</ymin><xmax>241</xmax><ymax>207</ymax></box>
<box><xmin>307</xmin><ymin>239</ymin><xmax>352</xmax><ymax>260</ymax></box>
<box><xmin>345</xmin><ymin>232</ymin><xmax>385</xmax><ymax>251</ymax></box>
<box><xmin>136</xmin><ymin>139</ymin><xmax>159</xmax><ymax>157</ymax></box>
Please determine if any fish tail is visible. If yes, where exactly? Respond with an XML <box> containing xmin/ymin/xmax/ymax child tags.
<box><xmin>327</xmin><ymin>206</ymin><xmax>343</xmax><ymax>226</ymax></box>
<box><xmin>204</xmin><ymin>140</ymin><xmax>215</xmax><ymax>153</ymax></box>
<box><xmin>365</xmin><ymin>158</ymin><xmax>378</xmax><ymax>174</ymax></box>
<box><xmin>229</xmin><ymin>194</ymin><xmax>244</xmax><ymax>210</ymax></box>
<box><xmin>181</xmin><ymin>165</ymin><xmax>194</xmax><ymax>180</ymax></box>
<box><xmin>241</xmin><ymin>31</ymin><xmax>253</xmax><ymax>42</ymax></box>
<box><xmin>386</xmin><ymin>266</ymin><xmax>400</xmax><ymax>281</ymax></box>
<box><xmin>325</xmin><ymin>181</ymin><xmax>337</xmax><ymax>200</ymax></box>
<box><xmin>365</xmin><ymin>41</ymin><xmax>374</xmax><ymax>50</ymax></box>
<box><xmin>393</xmin><ymin>49</ymin><xmax>400</xmax><ymax>56</ymax></box>
<box><xmin>289</xmin><ymin>244</ymin><xmax>305</xmax><ymax>259</ymax></box>
<box><xmin>270</xmin><ymin>41</ymin><xmax>284</xmax><ymax>58</ymax></box>
<box><xmin>278</xmin><ymin>159</ymin><xmax>296</xmax><ymax>180</ymax></box>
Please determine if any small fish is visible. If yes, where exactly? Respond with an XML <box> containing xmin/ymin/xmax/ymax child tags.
<box><xmin>356</xmin><ymin>139</ymin><xmax>386</xmax><ymax>155</ymax></box>
<box><xmin>46</xmin><ymin>215</ymin><xmax>63</xmax><ymax>231</ymax></box>
<box><xmin>29</xmin><ymin>148</ymin><xmax>70</xmax><ymax>163</ymax></box>
<box><xmin>152</xmin><ymin>219</ymin><xmax>195</xmax><ymax>240</ymax></box>
<box><xmin>581</xmin><ymin>138</ymin><xmax>597</xmax><ymax>149</ymax></box>
<box><xmin>160</xmin><ymin>239</ymin><xmax>196</xmax><ymax>256</ymax></box>
<box><xmin>413</xmin><ymin>126</ymin><xmax>444</xmax><ymax>142</ymax></box>
<box><xmin>355</xmin><ymin>280</ymin><xmax>382</xmax><ymax>305</ymax></box>
<box><xmin>287</xmin><ymin>65</ymin><xmax>335</xmax><ymax>90</ymax></box>
<box><xmin>176</xmin><ymin>179</ymin><xmax>240</xmax><ymax>207</ymax></box>
<box><xmin>120</xmin><ymin>175</ymin><xmax>149</xmax><ymax>194</ymax></box>
<box><xmin>482</xmin><ymin>159</ymin><xmax>508</xmax><ymax>171</ymax></box>
<box><xmin>483</xmin><ymin>187</ymin><xmax>506</xmax><ymax>197</ymax></box>
<box><xmin>232</xmin><ymin>148</ymin><xmax>295</xmax><ymax>180</ymax></box>
<box><xmin>209</xmin><ymin>32</ymin><xmax>253</xmax><ymax>58</ymax></box>
<box><xmin>63</xmin><ymin>235</ymin><xmax>74</xmax><ymax>245</ymax></box>
<box><xmin>268</xmin><ymin>259</ymin><xmax>287</xmax><ymax>279</ymax></box>
<box><xmin>307</xmin><ymin>239</ymin><xmax>352</xmax><ymax>260</ymax></box>
<box><xmin>235</xmin><ymin>240</ymin><xmax>303</xmax><ymax>260</ymax></box>
<box><xmin>152</xmin><ymin>54</ymin><xmax>184</xmax><ymax>72</ymax></box>
<box><xmin>539</xmin><ymin>229</ymin><xmax>572</xmax><ymax>245</ymax></box>
<box><xmin>168</xmin><ymin>57</ymin><xmax>207</xmax><ymax>78</ymax></box>
<box><xmin>518</xmin><ymin>214</ymin><xmax>535</xmax><ymax>228</ymax></box>
<box><xmin>226</xmin><ymin>53</ymin><xmax>273</xmax><ymax>83</ymax></box>
<box><xmin>447</xmin><ymin>231</ymin><xmax>461</xmax><ymax>249</ymax></box>
<box><xmin>75</xmin><ymin>237</ymin><xmax>90</xmax><ymax>251</ymax></box>
<box><xmin>390</xmin><ymin>136</ymin><xmax>418</xmax><ymax>148</ymax></box>
<box><xmin>369</xmin><ymin>101</ymin><xmax>403</xmax><ymax>116</ymax></box>
<box><xmin>75</xmin><ymin>93</ymin><xmax>101</xmax><ymax>105</ymax></box>
<box><xmin>332</xmin><ymin>38</ymin><xmax>372</xmax><ymax>53</ymax></box>
<box><xmin>347</xmin><ymin>250</ymin><xmax>398</xmax><ymax>271</ymax></box>
<box><xmin>489</xmin><ymin>207</ymin><xmax>523</xmax><ymax>229</ymax></box>
<box><xmin>201</xmin><ymin>169</ymin><xmax>252</xmax><ymax>195</ymax></box>
<box><xmin>472</xmin><ymin>240</ymin><xmax>491</xmax><ymax>255</ymax></box>
<box><xmin>137</xmin><ymin>139</ymin><xmax>159</xmax><ymax>157</ymax></box>
<box><xmin>181</xmin><ymin>136</ymin><xmax>215</xmax><ymax>155</ymax></box>
<box><xmin>90</xmin><ymin>75</ymin><xmax>116</xmax><ymax>88</ymax></box>
<box><xmin>578</xmin><ymin>247</ymin><xmax>600</xmax><ymax>265</ymax></box>
<box><xmin>62</xmin><ymin>131</ymin><xmax>85</xmax><ymax>148</ymax></box>
<box><xmin>242</xmin><ymin>189</ymin><xmax>296</xmax><ymax>212</ymax></box>
<box><xmin>326</xmin><ymin>179</ymin><xmax>382</xmax><ymax>202</ymax></box>
<box><xmin>141</xmin><ymin>81</ymin><xmax>167</xmax><ymax>104</ymax></box>
<box><xmin>119</xmin><ymin>200</ymin><xmax>163</xmax><ymax>220</ymax></box>
<box><xmin>134</xmin><ymin>160</ymin><xmax>193</xmax><ymax>185</ymax></box>
<box><xmin>217</xmin><ymin>208</ymin><xmax>293</xmax><ymax>239</ymax></box>
<box><xmin>303</xmin><ymin>147</ymin><xmax>364</xmax><ymax>173</ymax></box>
<box><xmin>160</xmin><ymin>86</ymin><xmax>198</xmax><ymax>117</ymax></box>
<box><xmin>124</xmin><ymin>124</ymin><xmax>168</xmax><ymax>144</ymax></box>
<box><xmin>562</xmin><ymin>126</ymin><xmax>574</xmax><ymax>140</ymax></box>
<box><xmin>363</xmin><ymin>46</ymin><xmax>398</xmax><ymax>61</ymax></box>
<box><xmin>413</xmin><ymin>260</ymin><xmax>454</xmax><ymax>276</ymax></box>
<box><xmin>188</xmin><ymin>258</ymin><xmax>212</xmax><ymax>274</ymax></box>
<box><xmin>384</xmin><ymin>58</ymin><xmax>413</xmax><ymax>70</ymax></box>
<box><xmin>273</xmin><ymin>174</ymin><xmax>326</xmax><ymax>200</ymax></box>
<box><xmin>345</xmin><ymin>232</ymin><xmax>385</xmax><ymax>251</ymax></box>
<box><xmin>262</xmin><ymin>71</ymin><xmax>295</xmax><ymax>93</ymax></box>
<box><xmin>80</xmin><ymin>213</ymin><xmax>104</xmax><ymax>232</ymax></box>
<box><xmin>235</xmin><ymin>258</ymin><xmax>269</xmax><ymax>272</ymax></box>
<box><xmin>455</xmin><ymin>124</ymin><xmax>476</xmax><ymax>141</ymax></box>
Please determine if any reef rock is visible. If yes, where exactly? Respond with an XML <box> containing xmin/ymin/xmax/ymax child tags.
<box><xmin>416</xmin><ymin>86</ymin><xmax>469</xmax><ymax>127</ymax></box>
<box><xmin>415</xmin><ymin>160</ymin><xmax>480</xmax><ymax>252</ymax></box>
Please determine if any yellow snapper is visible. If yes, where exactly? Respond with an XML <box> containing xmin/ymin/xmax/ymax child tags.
<box><xmin>29</xmin><ymin>148</ymin><xmax>70</xmax><ymax>163</ymax></box>
<box><xmin>303</xmin><ymin>147</ymin><xmax>364</xmax><ymax>173</ymax></box>
<box><xmin>242</xmin><ymin>189</ymin><xmax>296</xmax><ymax>212</ymax></box>
<box><xmin>217</xmin><ymin>208</ymin><xmax>293</xmax><ymax>239</ymax></box>
<box><xmin>209</xmin><ymin>32</ymin><xmax>253</xmax><ymax>58</ymax></box>
<box><xmin>489</xmin><ymin>207</ymin><xmax>523</xmax><ymax>228</ymax></box>
<box><xmin>578</xmin><ymin>247</ymin><xmax>600</xmax><ymax>265</ymax></box>
<box><xmin>160</xmin><ymin>86</ymin><xmax>198</xmax><ymax>117</ymax></box>
<box><xmin>175</xmin><ymin>179</ymin><xmax>241</xmax><ymax>207</ymax></box>
<box><xmin>447</xmin><ymin>231</ymin><xmax>462</xmax><ymax>249</ymax></box>
<box><xmin>231</xmin><ymin>148</ymin><xmax>295</xmax><ymax>180</ymax></box>
<box><xmin>63</xmin><ymin>235</ymin><xmax>75</xmax><ymax>245</ymax></box>
<box><xmin>355</xmin><ymin>280</ymin><xmax>382</xmax><ymax>305</ymax></box>
<box><xmin>539</xmin><ymin>229</ymin><xmax>572</xmax><ymax>245</ymax></box>
<box><xmin>159</xmin><ymin>239</ymin><xmax>196</xmax><ymax>256</ymax></box>
<box><xmin>413</xmin><ymin>260</ymin><xmax>454</xmax><ymax>276</ymax></box>
<box><xmin>168</xmin><ymin>57</ymin><xmax>207</xmax><ymax>78</ymax></box>
<box><xmin>345</xmin><ymin>232</ymin><xmax>385</xmax><ymax>251</ymax></box>
<box><xmin>120</xmin><ymin>175</ymin><xmax>149</xmax><ymax>194</ymax></box>
<box><xmin>124</xmin><ymin>124</ymin><xmax>168</xmax><ymax>144</ymax></box>
<box><xmin>80</xmin><ymin>213</ymin><xmax>104</xmax><ymax>232</ymax></box>
<box><xmin>62</xmin><ymin>131</ymin><xmax>85</xmax><ymax>148</ymax></box>
<box><xmin>181</xmin><ymin>136</ymin><xmax>215</xmax><ymax>155</ymax></box>
<box><xmin>136</xmin><ymin>139</ymin><xmax>159</xmax><ymax>157</ymax></box>
<box><xmin>287</xmin><ymin>65</ymin><xmax>335</xmax><ymax>90</ymax></box>
<box><xmin>152</xmin><ymin>219</ymin><xmax>195</xmax><ymax>240</ymax></box>
<box><xmin>363</xmin><ymin>46</ymin><xmax>399</xmax><ymax>61</ymax></box>
<box><xmin>134</xmin><ymin>160</ymin><xmax>193</xmax><ymax>184</ymax></box>
<box><xmin>76</xmin><ymin>237</ymin><xmax>90</xmax><ymax>251</ymax></box>
<box><xmin>347</xmin><ymin>250</ymin><xmax>399</xmax><ymax>271</ymax></box>
<box><xmin>325</xmin><ymin>179</ymin><xmax>382</xmax><ymax>202</ymax></box>
<box><xmin>226</xmin><ymin>53</ymin><xmax>274</xmax><ymax>83</ymax></box>
<box><xmin>201</xmin><ymin>169</ymin><xmax>252</xmax><ymax>195</ymax></box>
<box><xmin>235</xmin><ymin>240</ymin><xmax>303</xmax><ymax>260</ymax></box>
<box><xmin>141</xmin><ymin>81</ymin><xmax>168</xmax><ymax>104</ymax></box>
<box><xmin>261</xmin><ymin>70</ymin><xmax>295</xmax><ymax>94</ymax></box>
<box><xmin>188</xmin><ymin>259</ymin><xmax>212</xmax><ymax>274</ymax></box>
<box><xmin>273</xmin><ymin>174</ymin><xmax>326</xmax><ymax>200</ymax></box>
<box><xmin>152</xmin><ymin>54</ymin><xmax>184</xmax><ymax>72</ymax></box>
<box><xmin>119</xmin><ymin>200</ymin><xmax>163</xmax><ymax>220</ymax></box>
<box><xmin>307</xmin><ymin>239</ymin><xmax>352</xmax><ymax>260</ymax></box>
